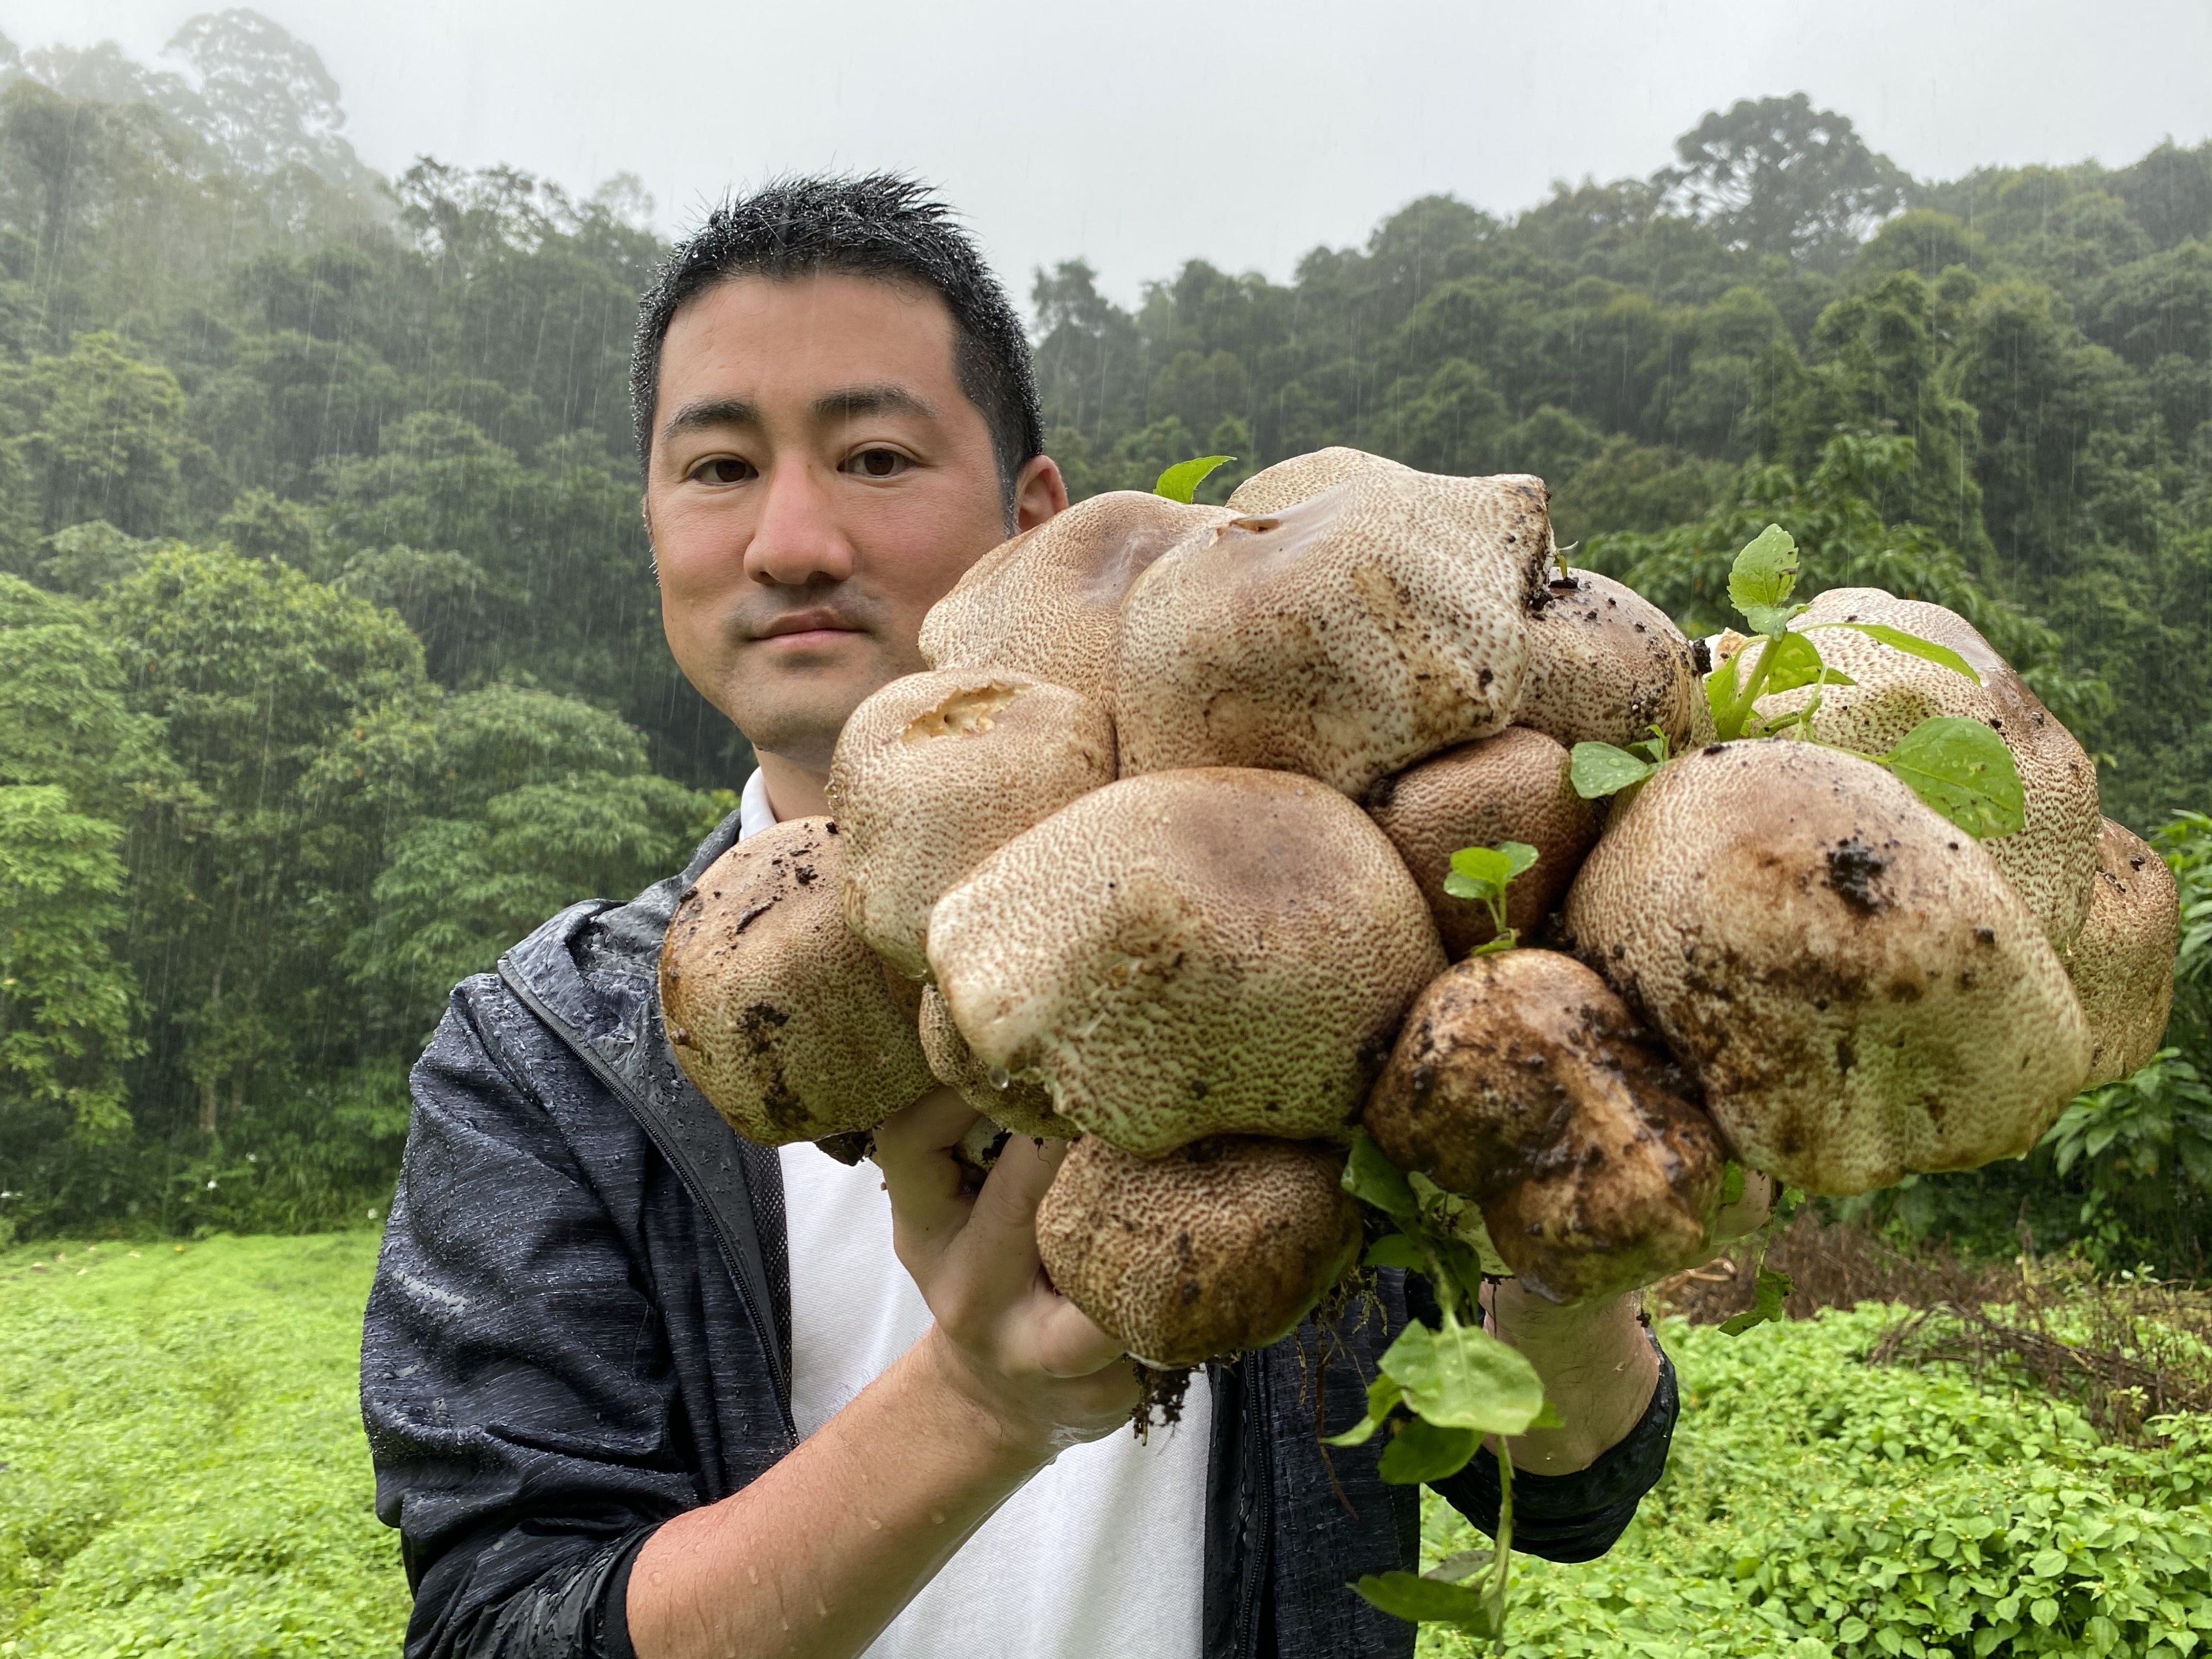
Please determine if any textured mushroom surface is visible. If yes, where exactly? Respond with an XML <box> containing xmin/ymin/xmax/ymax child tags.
<box><xmin>1745</xmin><ymin>588</ymin><xmax>2101</xmax><ymax>951</ymax></box>
<box><xmin>918</xmin><ymin>492</ymin><xmax>1229</xmax><ymax>702</ymax></box>
<box><xmin>1112</xmin><ymin>470</ymin><xmax>1554</xmax><ymax>798</ymax></box>
<box><xmin>661</xmin><ymin>817</ymin><xmax>935</xmax><ymax>1145</ymax></box>
<box><xmin>1223</xmin><ymin>444</ymin><xmax>1413</xmax><ymax>515</ymax></box>
<box><xmin>1562</xmin><ymin>742</ymin><xmax>2090</xmax><ymax>1195</ymax></box>
<box><xmin>918</xmin><ymin>984</ymin><xmax>1075</xmax><ymax>1138</ymax></box>
<box><xmin>1366</xmin><ymin>950</ymin><xmax>1728</xmax><ymax>1304</ymax></box>
<box><xmin>2069</xmin><ymin>816</ymin><xmax>2180</xmax><ymax>1087</ymax></box>
<box><xmin>827</xmin><ymin>669</ymin><xmax>1115</xmax><ymax>980</ymax></box>
<box><xmin>928</xmin><ymin>768</ymin><xmax>1446</xmax><ymax>1155</ymax></box>
<box><xmin>1517</xmin><ymin>569</ymin><xmax>1701</xmax><ymax>751</ymax></box>
<box><xmin>1035</xmin><ymin>1135</ymin><xmax>1362</xmax><ymax>1365</ymax></box>
<box><xmin>1365</xmin><ymin>727</ymin><xmax>1600</xmax><ymax>957</ymax></box>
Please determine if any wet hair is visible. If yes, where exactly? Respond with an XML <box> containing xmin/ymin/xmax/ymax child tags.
<box><xmin>630</xmin><ymin>173</ymin><xmax>1042</xmax><ymax>522</ymax></box>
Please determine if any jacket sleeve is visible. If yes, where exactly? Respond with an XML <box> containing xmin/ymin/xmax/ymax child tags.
<box><xmin>1405</xmin><ymin>1275</ymin><xmax>1679</xmax><ymax>1562</ymax></box>
<box><xmin>362</xmin><ymin>977</ymin><xmax>696</xmax><ymax>1659</ymax></box>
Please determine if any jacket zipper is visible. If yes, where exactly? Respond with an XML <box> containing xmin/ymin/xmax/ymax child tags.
<box><xmin>1237</xmin><ymin>1353</ymin><xmax>1275</xmax><ymax>1659</ymax></box>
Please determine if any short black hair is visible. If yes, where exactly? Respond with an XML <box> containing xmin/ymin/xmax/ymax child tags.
<box><xmin>631</xmin><ymin>173</ymin><xmax>1042</xmax><ymax>521</ymax></box>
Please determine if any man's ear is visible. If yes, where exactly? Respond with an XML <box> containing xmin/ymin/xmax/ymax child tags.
<box><xmin>1012</xmin><ymin>454</ymin><xmax>1069</xmax><ymax>532</ymax></box>
<box><xmin>640</xmin><ymin>491</ymin><xmax>660</xmax><ymax>584</ymax></box>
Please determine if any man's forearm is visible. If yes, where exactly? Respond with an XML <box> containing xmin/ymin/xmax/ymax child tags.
<box><xmin>627</xmin><ymin>1329</ymin><xmax>1049</xmax><ymax>1659</ymax></box>
<box><xmin>1486</xmin><ymin>1283</ymin><xmax>1659</xmax><ymax>1475</ymax></box>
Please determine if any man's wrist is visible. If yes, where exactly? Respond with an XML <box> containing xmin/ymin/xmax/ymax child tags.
<box><xmin>903</xmin><ymin>1327</ymin><xmax>1068</xmax><ymax>1481</ymax></box>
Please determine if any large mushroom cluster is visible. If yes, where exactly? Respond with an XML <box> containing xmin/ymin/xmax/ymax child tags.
<box><xmin>660</xmin><ymin>448</ymin><xmax>2179</xmax><ymax>1369</ymax></box>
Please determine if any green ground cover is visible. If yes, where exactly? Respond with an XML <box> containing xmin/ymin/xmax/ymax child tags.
<box><xmin>2</xmin><ymin>1234</ymin><xmax>2206</xmax><ymax>1657</ymax></box>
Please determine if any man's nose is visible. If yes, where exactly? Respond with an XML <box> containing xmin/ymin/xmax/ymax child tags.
<box><xmin>744</xmin><ymin>459</ymin><xmax>857</xmax><ymax>589</ymax></box>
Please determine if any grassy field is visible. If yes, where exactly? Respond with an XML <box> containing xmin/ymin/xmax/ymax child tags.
<box><xmin>2</xmin><ymin>1235</ymin><xmax>2207</xmax><ymax>1658</ymax></box>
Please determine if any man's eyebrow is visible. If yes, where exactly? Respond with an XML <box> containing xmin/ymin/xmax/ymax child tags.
<box><xmin>812</xmin><ymin>382</ymin><xmax>936</xmax><ymax>423</ymax></box>
<box><xmin>660</xmin><ymin>396</ymin><xmax>760</xmax><ymax>446</ymax></box>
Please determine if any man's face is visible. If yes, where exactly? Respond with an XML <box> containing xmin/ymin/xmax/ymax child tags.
<box><xmin>646</xmin><ymin>273</ymin><xmax>1046</xmax><ymax>772</ymax></box>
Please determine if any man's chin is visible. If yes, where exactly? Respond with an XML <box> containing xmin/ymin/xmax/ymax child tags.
<box><xmin>725</xmin><ymin>661</ymin><xmax>896</xmax><ymax>774</ymax></box>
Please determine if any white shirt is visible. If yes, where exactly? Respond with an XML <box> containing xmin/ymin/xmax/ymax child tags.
<box><xmin>741</xmin><ymin>770</ymin><xmax>1211</xmax><ymax>1659</ymax></box>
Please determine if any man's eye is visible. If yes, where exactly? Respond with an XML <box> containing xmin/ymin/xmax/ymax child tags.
<box><xmin>849</xmin><ymin>448</ymin><xmax>909</xmax><ymax>478</ymax></box>
<box><xmin>693</xmin><ymin>457</ymin><xmax>755</xmax><ymax>484</ymax></box>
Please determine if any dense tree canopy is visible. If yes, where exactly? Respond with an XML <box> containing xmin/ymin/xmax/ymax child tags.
<box><xmin>0</xmin><ymin>12</ymin><xmax>2203</xmax><ymax>1262</ymax></box>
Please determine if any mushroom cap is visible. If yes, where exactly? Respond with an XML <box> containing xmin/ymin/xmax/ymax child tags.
<box><xmin>1364</xmin><ymin>727</ymin><xmax>1600</xmax><ymax>957</ymax></box>
<box><xmin>826</xmin><ymin>669</ymin><xmax>1116</xmax><ymax>980</ymax></box>
<box><xmin>1561</xmin><ymin>742</ymin><xmax>2090</xmax><ymax>1195</ymax></box>
<box><xmin>927</xmin><ymin>768</ymin><xmax>1446</xmax><ymax>1156</ymax></box>
<box><xmin>1517</xmin><ymin>569</ymin><xmax>1701</xmax><ymax>752</ymax></box>
<box><xmin>1365</xmin><ymin>950</ymin><xmax>1727</xmax><ymax>1304</ymax></box>
<box><xmin>662</xmin><ymin>817</ymin><xmax>936</xmax><ymax>1145</ymax></box>
<box><xmin>1035</xmin><ymin>1135</ymin><xmax>1362</xmax><ymax>1365</ymax></box>
<box><xmin>918</xmin><ymin>492</ymin><xmax>1231</xmax><ymax>702</ymax></box>
<box><xmin>1224</xmin><ymin>445</ymin><xmax>1414</xmax><ymax>515</ymax></box>
<box><xmin>2070</xmin><ymin>816</ymin><xmax>2180</xmax><ymax>1087</ymax></box>
<box><xmin>1112</xmin><ymin>470</ymin><xmax>1554</xmax><ymax>798</ymax></box>
<box><xmin>918</xmin><ymin>983</ymin><xmax>1076</xmax><ymax>1138</ymax></box>
<box><xmin>1746</xmin><ymin>588</ymin><xmax>2101</xmax><ymax>951</ymax></box>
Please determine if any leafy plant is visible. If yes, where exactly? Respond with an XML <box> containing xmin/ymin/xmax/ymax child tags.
<box><xmin>1152</xmin><ymin>454</ymin><xmax>1235</xmax><ymax>503</ymax></box>
<box><xmin>1443</xmin><ymin>840</ymin><xmax>1538</xmax><ymax>956</ymax></box>
<box><xmin>1571</xmin><ymin>524</ymin><xmax>2026</xmax><ymax>841</ymax></box>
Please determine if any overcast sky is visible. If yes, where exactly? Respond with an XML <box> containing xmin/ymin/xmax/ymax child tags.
<box><xmin>12</xmin><ymin>0</ymin><xmax>2211</xmax><ymax>302</ymax></box>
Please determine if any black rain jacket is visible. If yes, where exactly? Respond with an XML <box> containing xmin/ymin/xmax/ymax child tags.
<box><xmin>361</xmin><ymin>814</ymin><xmax>1679</xmax><ymax>1659</ymax></box>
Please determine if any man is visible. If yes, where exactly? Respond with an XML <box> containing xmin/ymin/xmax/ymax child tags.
<box><xmin>363</xmin><ymin>174</ymin><xmax>1711</xmax><ymax>1659</ymax></box>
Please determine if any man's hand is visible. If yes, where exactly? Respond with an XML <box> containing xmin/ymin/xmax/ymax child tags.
<box><xmin>628</xmin><ymin>1091</ymin><xmax>1139</xmax><ymax>1659</ymax></box>
<box><xmin>872</xmin><ymin>1088</ymin><xmax>1142</xmax><ymax>1457</ymax></box>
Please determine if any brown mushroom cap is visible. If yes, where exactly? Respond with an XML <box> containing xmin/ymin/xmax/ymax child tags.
<box><xmin>2070</xmin><ymin>817</ymin><xmax>2180</xmax><ymax>1087</ymax></box>
<box><xmin>662</xmin><ymin>818</ymin><xmax>936</xmax><ymax>1145</ymax></box>
<box><xmin>826</xmin><ymin>669</ymin><xmax>1115</xmax><ymax>980</ymax></box>
<box><xmin>1035</xmin><ymin>1135</ymin><xmax>1362</xmax><ymax>1365</ymax></box>
<box><xmin>1561</xmin><ymin>742</ymin><xmax>2090</xmax><ymax>1195</ymax></box>
<box><xmin>1112</xmin><ymin>470</ymin><xmax>1554</xmax><ymax>798</ymax></box>
<box><xmin>1364</xmin><ymin>727</ymin><xmax>1600</xmax><ymax>957</ymax></box>
<box><xmin>1223</xmin><ymin>445</ymin><xmax>1414</xmax><ymax>515</ymax></box>
<box><xmin>1365</xmin><ymin>950</ymin><xmax>1728</xmax><ymax>1304</ymax></box>
<box><xmin>917</xmin><ymin>492</ymin><xmax>1230</xmax><ymax>702</ymax></box>
<box><xmin>927</xmin><ymin>768</ymin><xmax>1446</xmax><ymax>1156</ymax></box>
<box><xmin>918</xmin><ymin>983</ymin><xmax>1076</xmax><ymax>1138</ymax></box>
<box><xmin>1745</xmin><ymin>588</ymin><xmax>2102</xmax><ymax>951</ymax></box>
<box><xmin>1517</xmin><ymin>569</ymin><xmax>1701</xmax><ymax>752</ymax></box>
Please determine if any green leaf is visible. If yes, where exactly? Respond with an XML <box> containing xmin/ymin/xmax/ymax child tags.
<box><xmin>1379</xmin><ymin>1311</ymin><xmax>1550</xmax><ymax>1435</ymax></box>
<box><xmin>1754</xmin><ymin>629</ymin><xmax>1854</xmax><ymax>697</ymax></box>
<box><xmin>1443</xmin><ymin>843</ymin><xmax>1515</xmax><ymax>901</ymax></box>
<box><xmin>1726</xmin><ymin>523</ymin><xmax>1799</xmax><ymax>614</ymax></box>
<box><xmin>1719</xmin><ymin>1267</ymin><xmax>1795</xmax><ymax>1336</ymax></box>
<box><xmin>1323</xmin><ymin>1372</ymin><xmax>1404</xmax><ymax>1447</ymax></box>
<box><xmin>1569</xmin><ymin>742</ymin><xmax>1659</xmax><ymax>799</ymax></box>
<box><xmin>1720</xmin><ymin>1161</ymin><xmax>1746</xmax><ymax>1207</ymax></box>
<box><xmin>1153</xmin><ymin>454</ymin><xmax>1233</xmax><ymax>503</ymax></box>
<box><xmin>1363</xmin><ymin>1233</ymin><xmax>1426</xmax><ymax>1271</ymax></box>
<box><xmin>1810</xmin><ymin>620</ymin><xmax>1982</xmax><ymax>684</ymax></box>
<box><xmin>1351</xmin><ymin>1571</ymin><xmax>1502</xmax><ymax>1634</ymax></box>
<box><xmin>1705</xmin><ymin>657</ymin><xmax>1744</xmax><ymax>740</ymax></box>
<box><xmin>1878</xmin><ymin>716</ymin><xmax>2027</xmax><ymax>839</ymax></box>
<box><xmin>1378</xmin><ymin>1417</ymin><xmax>1481</xmax><ymax>1485</ymax></box>
<box><xmin>1341</xmin><ymin>1132</ymin><xmax>1421</xmax><ymax>1227</ymax></box>
<box><xmin>1740</xmin><ymin>600</ymin><xmax>1805</xmax><ymax>640</ymax></box>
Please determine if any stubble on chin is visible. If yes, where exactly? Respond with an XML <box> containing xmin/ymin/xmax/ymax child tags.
<box><xmin>724</xmin><ymin>634</ymin><xmax>911</xmax><ymax>774</ymax></box>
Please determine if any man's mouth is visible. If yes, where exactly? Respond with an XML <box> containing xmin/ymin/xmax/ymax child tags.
<box><xmin>753</xmin><ymin>610</ymin><xmax>864</xmax><ymax>647</ymax></box>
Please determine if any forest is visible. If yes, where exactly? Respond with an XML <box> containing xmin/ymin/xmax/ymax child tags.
<box><xmin>0</xmin><ymin>11</ymin><xmax>2206</xmax><ymax>1269</ymax></box>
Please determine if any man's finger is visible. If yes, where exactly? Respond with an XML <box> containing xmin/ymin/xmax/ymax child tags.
<box><xmin>874</xmin><ymin>1088</ymin><xmax>983</xmax><ymax>1255</ymax></box>
<box><xmin>1031</xmin><ymin>1292</ymin><xmax>1129</xmax><ymax>1379</ymax></box>
<box><xmin>947</xmin><ymin>1135</ymin><xmax>1066</xmax><ymax>1296</ymax></box>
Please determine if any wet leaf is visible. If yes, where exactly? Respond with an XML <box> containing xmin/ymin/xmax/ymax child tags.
<box><xmin>1727</xmin><ymin>523</ymin><xmax>1799</xmax><ymax>614</ymax></box>
<box><xmin>1152</xmin><ymin>454</ymin><xmax>1233</xmax><ymax>503</ymax></box>
<box><xmin>1754</xmin><ymin>629</ymin><xmax>1853</xmax><ymax>697</ymax></box>
<box><xmin>1379</xmin><ymin>1311</ymin><xmax>1549</xmax><ymax>1434</ymax></box>
<box><xmin>1323</xmin><ymin>1372</ymin><xmax>1404</xmax><ymax>1447</ymax></box>
<box><xmin>1363</xmin><ymin>1232</ymin><xmax>1426</xmax><ymax>1271</ymax></box>
<box><xmin>1341</xmin><ymin>1131</ymin><xmax>1420</xmax><ymax>1227</ymax></box>
<box><xmin>1442</xmin><ymin>842</ymin><xmax>1532</xmax><ymax>902</ymax></box>
<box><xmin>1570</xmin><ymin>741</ymin><xmax>1658</xmax><ymax>799</ymax></box>
<box><xmin>1880</xmin><ymin>716</ymin><xmax>2025</xmax><ymax>838</ymax></box>
<box><xmin>1378</xmin><ymin>1417</ymin><xmax>1481</xmax><ymax>1484</ymax></box>
<box><xmin>1720</xmin><ymin>1161</ymin><xmax>1746</xmax><ymax>1206</ymax></box>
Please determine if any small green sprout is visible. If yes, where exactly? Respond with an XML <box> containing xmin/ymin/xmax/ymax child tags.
<box><xmin>1442</xmin><ymin>840</ymin><xmax>1538</xmax><ymax>956</ymax></box>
